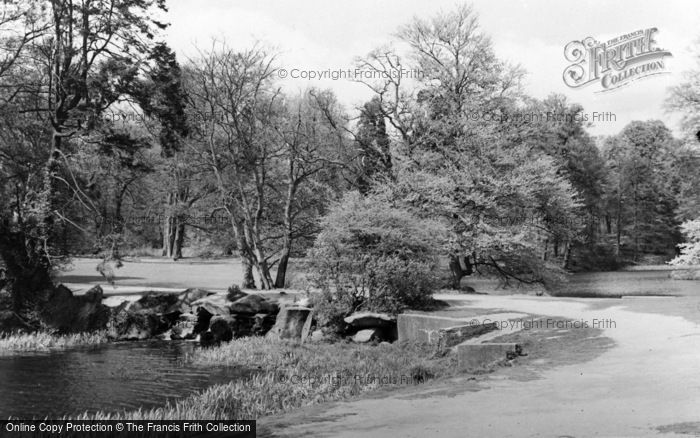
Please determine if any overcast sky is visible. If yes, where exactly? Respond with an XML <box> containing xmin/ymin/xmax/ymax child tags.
<box><xmin>164</xmin><ymin>0</ymin><xmax>700</xmax><ymax>137</ymax></box>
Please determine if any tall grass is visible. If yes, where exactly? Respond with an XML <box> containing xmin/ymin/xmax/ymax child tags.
<box><xmin>0</xmin><ymin>330</ymin><xmax>108</xmax><ymax>352</ymax></box>
<box><xmin>78</xmin><ymin>338</ymin><xmax>456</xmax><ymax>421</ymax></box>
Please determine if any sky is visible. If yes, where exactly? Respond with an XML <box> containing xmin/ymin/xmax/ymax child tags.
<box><xmin>163</xmin><ymin>0</ymin><xmax>700</xmax><ymax>137</ymax></box>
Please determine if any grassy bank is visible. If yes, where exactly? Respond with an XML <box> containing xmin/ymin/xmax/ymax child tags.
<box><xmin>61</xmin><ymin>316</ymin><xmax>611</xmax><ymax>424</ymax></box>
<box><xmin>77</xmin><ymin>338</ymin><xmax>457</xmax><ymax>421</ymax></box>
<box><xmin>0</xmin><ymin>331</ymin><xmax>108</xmax><ymax>352</ymax></box>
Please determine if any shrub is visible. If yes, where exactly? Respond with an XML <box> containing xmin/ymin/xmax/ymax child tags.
<box><xmin>226</xmin><ymin>284</ymin><xmax>245</xmax><ymax>301</ymax></box>
<box><xmin>669</xmin><ymin>219</ymin><xmax>700</xmax><ymax>266</ymax></box>
<box><xmin>309</xmin><ymin>192</ymin><xmax>448</xmax><ymax>333</ymax></box>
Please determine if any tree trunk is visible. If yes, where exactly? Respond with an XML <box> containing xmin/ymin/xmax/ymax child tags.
<box><xmin>274</xmin><ymin>249</ymin><xmax>290</xmax><ymax>289</ymax></box>
<box><xmin>562</xmin><ymin>241</ymin><xmax>572</xmax><ymax>270</ymax></box>
<box><xmin>274</xmin><ymin>183</ymin><xmax>295</xmax><ymax>289</ymax></box>
<box><xmin>234</xmin><ymin>227</ymin><xmax>256</xmax><ymax>289</ymax></box>
<box><xmin>448</xmin><ymin>254</ymin><xmax>472</xmax><ymax>289</ymax></box>
<box><xmin>0</xmin><ymin>223</ymin><xmax>54</xmax><ymax>314</ymax></box>
<box><xmin>253</xmin><ymin>249</ymin><xmax>274</xmax><ymax>290</ymax></box>
<box><xmin>162</xmin><ymin>215</ymin><xmax>176</xmax><ymax>258</ymax></box>
<box><xmin>173</xmin><ymin>219</ymin><xmax>185</xmax><ymax>260</ymax></box>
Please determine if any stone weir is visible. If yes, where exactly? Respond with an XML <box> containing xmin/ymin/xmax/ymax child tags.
<box><xmin>397</xmin><ymin>312</ymin><xmax>528</xmax><ymax>370</ymax></box>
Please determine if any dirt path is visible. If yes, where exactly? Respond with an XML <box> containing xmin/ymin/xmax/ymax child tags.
<box><xmin>260</xmin><ymin>294</ymin><xmax>700</xmax><ymax>437</ymax></box>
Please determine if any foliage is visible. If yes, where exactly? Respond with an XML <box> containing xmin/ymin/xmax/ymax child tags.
<box><xmin>669</xmin><ymin>219</ymin><xmax>700</xmax><ymax>266</ymax></box>
<box><xmin>601</xmin><ymin>121</ymin><xmax>683</xmax><ymax>261</ymax></box>
<box><xmin>0</xmin><ymin>330</ymin><xmax>107</xmax><ymax>352</ymax></box>
<box><xmin>309</xmin><ymin>192</ymin><xmax>448</xmax><ymax>331</ymax></box>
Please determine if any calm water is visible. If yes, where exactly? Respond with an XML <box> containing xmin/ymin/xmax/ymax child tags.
<box><xmin>560</xmin><ymin>269</ymin><xmax>700</xmax><ymax>297</ymax></box>
<box><xmin>0</xmin><ymin>341</ymin><xmax>244</xmax><ymax>419</ymax></box>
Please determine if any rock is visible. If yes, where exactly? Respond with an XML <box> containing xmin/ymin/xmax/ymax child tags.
<box><xmin>266</xmin><ymin>306</ymin><xmax>312</xmax><ymax>341</ymax></box>
<box><xmin>171</xmin><ymin>313</ymin><xmax>198</xmax><ymax>340</ymax></box>
<box><xmin>194</xmin><ymin>307</ymin><xmax>214</xmax><ymax>334</ymax></box>
<box><xmin>209</xmin><ymin>315</ymin><xmax>235</xmax><ymax>343</ymax></box>
<box><xmin>309</xmin><ymin>329</ymin><xmax>326</xmax><ymax>343</ymax></box>
<box><xmin>40</xmin><ymin>285</ymin><xmax>110</xmax><ymax>333</ymax></box>
<box><xmin>106</xmin><ymin>303</ymin><xmax>169</xmax><ymax>341</ymax></box>
<box><xmin>200</xmin><ymin>331</ymin><xmax>216</xmax><ymax>348</ymax></box>
<box><xmin>435</xmin><ymin>322</ymin><xmax>498</xmax><ymax>353</ymax></box>
<box><xmin>158</xmin><ymin>329</ymin><xmax>172</xmax><ymax>341</ymax></box>
<box><xmin>252</xmin><ymin>313</ymin><xmax>276</xmax><ymax>336</ymax></box>
<box><xmin>352</xmin><ymin>328</ymin><xmax>380</xmax><ymax>343</ymax></box>
<box><xmin>230</xmin><ymin>294</ymin><xmax>279</xmax><ymax>315</ymax></box>
<box><xmin>191</xmin><ymin>294</ymin><xmax>231</xmax><ymax>317</ymax></box>
<box><xmin>226</xmin><ymin>285</ymin><xmax>247</xmax><ymax>302</ymax></box>
<box><xmin>130</xmin><ymin>292</ymin><xmax>179</xmax><ymax>314</ymax></box>
<box><xmin>344</xmin><ymin>312</ymin><xmax>396</xmax><ymax>329</ymax></box>
<box><xmin>460</xmin><ymin>286</ymin><xmax>477</xmax><ymax>294</ymax></box>
<box><xmin>0</xmin><ymin>310</ymin><xmax>33</xmax><ymax>334</ymax></box>
<box><xmin>179</xmin><ymin>288</ymin><xmax>214</xmax><ymax>305</ymax></box>
<box><xmin>457</xmin><ymin>343</ymin><xmax>523</xmax><ymax>371</ymax></box>
<box><xmin>167</xmin><ymin>288</ymin><xmax>216</xmax><ymax>315</ymax></box>
<box><xmin>344</xmin><ymin>312</ymin><xmax>396</xmax><ymax>330</ymax></box>
<box><xmin>295</xmin><ymin>297</ymin><xmax>311</xmax><ymax>308</ymax></box>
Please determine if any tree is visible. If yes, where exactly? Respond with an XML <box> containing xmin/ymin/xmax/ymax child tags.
<box><xmin>512</xmin><ymin>94</ymin><xmax>607</xmax><ymax>266</ymax></box>
<box><xmin>354</xmin><ymin>97</ymin><xmax>392</xmax><ymax>194</ymax></box>
<box><xmin>0</xmin><ymin>0</ymin><xmax>167</xmax><ymax>313</ymax></box>
<box><xmin>669</xmin><ymin>219</ymin><xmax>700</xmax><ymax>266</ymax></box>
<box><xmin>131</xmin><ymin>42</ymin><xmax>200</xmax><ymax>260</ymax></box>
<box><xmin>185</xmin><ymin>43</ymin><xmax>347</xmax><ymax>289</ymax></box>
<box><xmin>271</xmin><ymin>89</ymin><xmax>346</xmax><ymax>288</ymax></box>
<box><xmin>601</xmin><ymin>121</ymin><xmax>681</xmax><ymax>261</ymax></box>
<box><xmin>355</xmin><ymin>4</ymin><xmax>580</xmax><ymax>289</ymax></box>
<box><xmin>310</xmin><ymin>192</ymin><xmax>449</xmax><ymax>332</ymax></box>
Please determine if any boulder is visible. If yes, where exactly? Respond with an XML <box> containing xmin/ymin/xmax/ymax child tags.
<box><xmin>106</xmin><ymin>303</ymin><xmax>169</xmax><ymax>341</ymax></box>
<box><xmin>208</xmin><ymin>315</ymin><xmax>235</xmax><ymax>343</ymax></box>
<box><xmin>226</xmin><ymin>286</ymin><xmax>247</xmax><ymax>302</ymax></box>
<box><xmin>0</xmin><ymin>310</ymin><xmax>33</xmax><ymax>334</ymax></box>
<box><xmin>179</xmin><ymin>288</ymin><xmax>214</xmax><ymax>305</ymax></box>
<box><xmin>344</xmin><ymin>312</ymin><xmax>396</xmax><ymax>330</ymax></box>
<box><xmin>352</xmin><ymin>328</ymin><xmax>380</xmax><ymax>343</ymax></box>
<box><xmin>166</xmin><ymin>288</ymin><xmax>216</xmax><ymax>315</ymax></box>
<box><xmin>40</xmin><ymin>285</ymin><xmax>110</xmax><ymax>333</ymax></box>
<box><xmin>230</xmin><ymin>294</ymin><xmax>279</xmax><ymax>315</ymax></box>
<box><xmin>191</xmin><ymin>294</ymin><xmax>231</xmax><ymax>317</ymax></box>
<box><xmin>200</xmin><ymin>331</ymin><xmax>216</xmax><ymax>348</ymax></box>
<box><xmin>266</xmin><ymin>306</ymin><xmax>312</xmax><ymax>341</ymax></box>
<box><xmin>309</xmin><ymin>329</ymin><xmax>327</xmax><ymax>343</ymax></box>
<box><xmin>252</xmin><ymin>313</ymin><xmax>276</xmax><ymax>336</ymax></box>
<box><xmin>171</xmin><ymin>313</ymin><xmax>198</xmax><ymax>340</ymax></box>
<box><xmin>130</xmin><ymin>292</ymin><xmax>179</xmax><ymax>314</ymax></box>
<box><xmin>194</xmin><ymin>307</ymin><xmax>214</xmax><ymax>334</ymax></box>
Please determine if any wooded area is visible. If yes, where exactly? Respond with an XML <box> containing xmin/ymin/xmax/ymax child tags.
<box><xmin>1</xmin><ymin>1</ymin><xmax>699</xmax><ymax>318</ymax></box>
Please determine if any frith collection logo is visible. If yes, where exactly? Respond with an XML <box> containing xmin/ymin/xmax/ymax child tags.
<box><xmin>563</xmin><ymin>28</ymin><xmax>672</xmax><ymax>92</ymax></box>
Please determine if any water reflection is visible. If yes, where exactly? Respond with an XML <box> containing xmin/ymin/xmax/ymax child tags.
<box><xmin>0</xmin><ymin>341</ymin><xmax>242</xmax><ymax>419</ymax></box>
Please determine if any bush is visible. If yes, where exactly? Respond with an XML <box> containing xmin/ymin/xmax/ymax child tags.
<box><xmin>309</xmin><ymin>192</ymin><xmax>448</xmax><ymax>333</ymax></box>
<box><xmin>669</xmin><ymin>219</ymin><xmax>700</xmax><ymax>266</ymax></box>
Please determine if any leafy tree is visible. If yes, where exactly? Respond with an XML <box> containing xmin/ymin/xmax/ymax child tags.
<box><xmin>0</xmin><ymin>0</ymin><xmax>167</xmax><ymax>313</ymax></box>
<box><xmin>601</xmin><ymin>121</ymin><xmax>681</xmax><ymax>261</ymax></box>
<box><xmin>184</xmin><ymin>44</ymin><xmax>346</xmax><ymax>289</ymax></box>
<box><xmin>669</xmin><ymin>219</ymin><xmax>700</xmax><ymax>266</ymax></box>
<box><xmin>355</xmin><ymin>4</ymin><xmax>580</xmax><ymax>289</ymax></box>
<box><xmin>310</xmin><ymin>192</ymin><xmax>448</xmax><ymax>332</ymax></box>
<box><xmin>354</xmin><ymin>97</ymin><xmax>392</xmax><ymax>194</ymax></box>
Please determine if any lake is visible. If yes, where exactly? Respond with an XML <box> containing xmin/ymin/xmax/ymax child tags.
<box><xmin>0</xmin><ymin>340</ymin><xmax>245</xmax><ymax>419</ymax></box>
